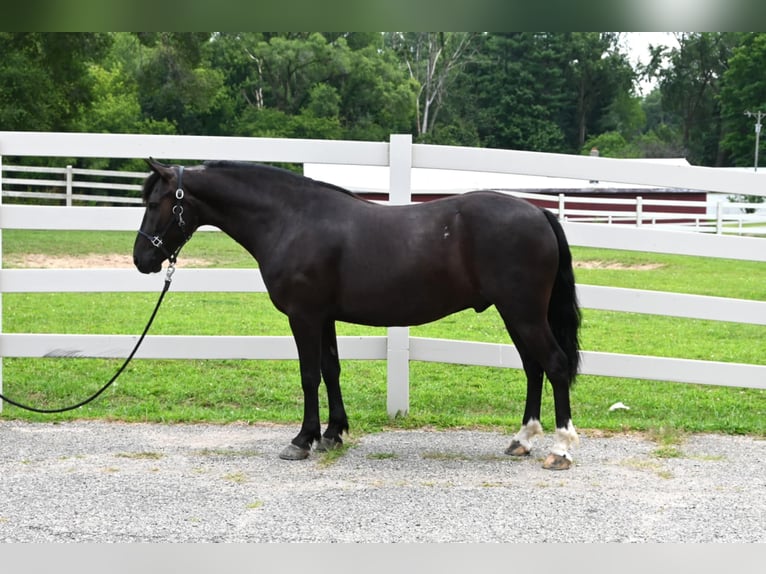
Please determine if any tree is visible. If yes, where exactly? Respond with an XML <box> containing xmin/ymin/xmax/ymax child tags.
<box><xmin>562</xmin><ymin>33</ymin><xmax>636</xmax><ymax>150</ymax></box>
<box><xmin>11</xmin><ymin>30</ymin><xmax>760</xmax><ymax>167</ymax></box>
<box><xmin>239</xmin><ymin>33</ymin><xmax>349</xmax><ymax>115</ymax></box>
<box><xmin>133</xmin><ymin>32</ymin><xmax>227</xmax><ymax>135</ymax></box>
<box><xmin>336</xmin><ymin>41</ymin><xmax>418</xmax><ymax>140</ymax></box>
<box><xmin>636</xmin><ymin>84</ymin><xmax>687</xmax><ymax>160</ymax></box>
<box><xmin>0</xmin><ymin>33</ymin><xmax>111</xmax><ymax>132</ymax></box>
<box><xmin>599</xmin><ymin>90</ymin><xmax>646</xmax><ymax>141</ymax></box>
<box><xmin>440</xmin><ymin>33</ymin><xmax>635</xmax><ymax>153</ymax></box>
<box><xmin>460</xmin><ymin>33</ymin><xmax>565</xmax><ymax>152</ymax></box>
<box><xmin>719</xmin><ymin>33</ymin><xmax>766</xmax><ymax>168</ymax></box>
<box><xmin>582</xmin><ymin>131</ymin><xmax>641</xmax><ymax>158</ymax></box>
<box><xmin>645</xmin><ymin>33</ymin><xmax>739</xmax><ymax>165</ymax></box>
<box><xmin>385</xmin><ymin>32</ymin><xmax>478</xmax><ymax>138</ymax></box>
<box><xmin>209</xmin><ymin>32</ymin><xmax>416</xmax><ymax>141</ymax></box>
<box><xmin>77</xmin><ymin>34</ymin><xmax>176</xmax><ymax>137</ymax></box>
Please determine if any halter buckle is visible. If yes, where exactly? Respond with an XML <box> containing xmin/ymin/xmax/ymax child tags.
<box><xmin>150</xmin><ymin>236</ymin><xmax>163</xmax><ymax>248</ymax></box>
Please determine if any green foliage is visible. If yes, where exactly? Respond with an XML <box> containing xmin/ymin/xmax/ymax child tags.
<box><xmin>385</xmin><ymin>32</ymin><xmax>478</xmax><ymax>138</ymax></box>
<box><xmin>647</xmin><ymin>33</ymin><xmax>739</xmax><ymax>165</ymax></box>
<box><xmin>305</xmin><ymin>83</ymin><xmax>341</xmax><ymax>118</ymax></box>
<box><xmin>450</xmin><ymin>33</ymin><xmax>636</xmax><ymax>154</ymax></box>
<box><xmin>0</xmin><ymin>33</ymin><xmax>111</xmax><ymax>131</ymax></box>
<box><xmin>634</xmin><ymin>124</ymin><xmax>685</xmax><ymax>158</ymax></box>
<box><xmin>207</xmin><ymin>32</ymin><xmax>416</xmax><ymax>141</ymax></box>
<box><xmin>75</xmin><ymin>64</ymin><xmax>143</xmax><ymax>134</ymax></box>
<box><xmin>0</xmin><ymin>32</ymin><xmax>764</xmax><ymax>167</ymax></box>
<box><xmin>582</xmin><ymin>131</ymin><xmax>641</xmax><ymax>158</ymax></box>
<box><xmin>720</xmin><ymin>33</ymin><xmax>766</xmax><ymax>167</ymax></box>
<box><xmin>563</xmin><ymin>32</ymin><xmax>636</xmax><ymax>149</ymax></box>
<box><xmin>232</xmin><ymin>106</ymin><xmax>343</xmax><ymax>140</ymax></box>
<box><xmin>0</xmin><ymin>47</ymin><xmax>55</xmax><ymax>130</ymax></box>
<box><xmin>338</xmin><ymin>44</ymin><xmax>418</xmax><ymax>139</ymax></box>
<box><xmin>600</xmin><ymin>90</ymin><xmax>646</xmax><ymax>138</ymax></box>
<box><xmin>133</xmin><ymin>33</ymin><xmax>227</xmax><ymax>135</ymax></box>
<box><xmin>464</xmin><ymin>33</ymin><xmax>570</xmax><ymax>152</ymax></box>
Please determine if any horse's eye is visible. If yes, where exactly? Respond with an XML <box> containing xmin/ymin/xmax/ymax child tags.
<box><xmin>148</xmin><ymin>201</ymin><xmax>160</xmax><ymax>209</ymax></box>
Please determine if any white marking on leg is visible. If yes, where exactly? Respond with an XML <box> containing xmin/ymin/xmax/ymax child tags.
<box><xmin>512</xmin><ymin>419</ymin><xmax>544</xmax><ymax>451</ymax></box>
<box><xmin>550</xmin><ymin>420</ymin><xmax>579</xmax><ymax>460</ymax></box>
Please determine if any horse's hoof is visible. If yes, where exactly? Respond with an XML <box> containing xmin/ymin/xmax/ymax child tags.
<box><xmin>505</xmin><ymin>440</ymin><xmax>531</xmax><ymax>457</ymax></box>
<box><xmin>315</xmin><ymin>436</ymin><xmax>342</xmax><ymax>452</ymax></box>
<box><xmin>279</xmin><ymin>444</ymin><xmax>311</xmax><ymax>460</ymax></box>
<box><xmin>543</xmin><ymin>453</ymin><xmax>572</xmax><ymax>470</ymax></box>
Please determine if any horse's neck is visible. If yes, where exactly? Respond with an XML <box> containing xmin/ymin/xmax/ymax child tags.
<box><xmin>194</xmin><ymin>178</ymin><xmax>293</xmax><ymax>263</ymax></box>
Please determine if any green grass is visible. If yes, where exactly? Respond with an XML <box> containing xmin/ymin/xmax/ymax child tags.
<box><xmin>647</xmin><ymin>426</ymin><xmax>686</xmax><ymax>459</ymax></box>
<box><xmin>1</xmin><ymin>230</ymin><xmax>764</xmax><ymax>437</ymax></box>
<box><xmin>571</xmin><ymin>247</ymin><xmax>766</xmax><ymax>300</ymax></box>
<box><xmin>2</xmin><ymin>230</ymin><xmax>254</xmax><ymax>269</ymax></box>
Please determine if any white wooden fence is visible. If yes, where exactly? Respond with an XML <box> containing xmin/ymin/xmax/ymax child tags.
<box><xmin>4</xmin><ymin>161</ymin><xmax>766</xmax><ymax>234</ymax></box>
<box><xmin>1</xmin><ymin>131</ymin><xmax>764</xmax><ymax>416</ymax></box>
<box><xmin>1</xmin><ymin>164</ymin><xmax>146</xmax><ymax>205</ymax></box>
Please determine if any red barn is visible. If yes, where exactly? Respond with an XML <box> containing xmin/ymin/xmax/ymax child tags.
<box><xmin>304</xmin><ymin>158</ymin><xmax>707</xmax><ymax>225</ymax></box>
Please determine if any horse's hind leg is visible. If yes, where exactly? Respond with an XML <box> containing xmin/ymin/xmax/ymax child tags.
<box><xmin>316</xmin><ymin>320</ymin><xmax>349</xmax><ymax>452</ymax></box>
<box><xmin>499</xmin><ymin>311</ymin><xmax>579</xmax><ymax>469</ymax></box>
<box><xmin>545</xmin><ymin>357</ymin><xmax>579</xmax><ymax>470</ymax></box>
<box><xmin>505</xmin><ymin>343</ymin><xmax>545</xmax><ymax>457</ymax></box>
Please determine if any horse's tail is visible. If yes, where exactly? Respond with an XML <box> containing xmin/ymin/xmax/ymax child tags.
<box><xmin>541</xmin><ymin>208</ymin><xmax>581</xmax><ymax>386</ymax></box>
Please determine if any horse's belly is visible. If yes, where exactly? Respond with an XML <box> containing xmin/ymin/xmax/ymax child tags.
<box><xmin>336</xmin><ymin>212</ymin><xmax>484</xmax><ymax>325</ymax></box>
<box><xmin>337</xmin><ymin>277</ymin><xmax>484</xmax><ymax>327</ymax></box>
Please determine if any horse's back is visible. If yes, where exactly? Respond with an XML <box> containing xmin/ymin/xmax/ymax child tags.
<box><xmin>455</xmin><ymin>190</ymin><xmax>553</xmax><ymax>229</ymax></box>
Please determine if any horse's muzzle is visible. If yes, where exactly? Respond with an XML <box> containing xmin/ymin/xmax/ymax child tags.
<box><xmin>133</xmin><ymin>254</ymin><xmax>163</xmax><ymax>274</ymax></box>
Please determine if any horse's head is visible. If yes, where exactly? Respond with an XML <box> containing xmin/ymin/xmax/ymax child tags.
<box><xmin>133</xmin><ymin>158</ymin><xmax>195</xmax><ymax>274</ymax></box>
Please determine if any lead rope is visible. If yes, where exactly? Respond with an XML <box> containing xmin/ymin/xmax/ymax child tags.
<box><xmin>0</xmin><ymin>264</ymin><xmax>176</xmax><ymax>414</ymax></box>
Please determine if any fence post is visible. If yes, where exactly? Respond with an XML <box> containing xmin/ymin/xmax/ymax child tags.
<box><xmin>66</xmin><ymin>165</ymin><xmax>73</xmax><ymax>206</ymax></box>
<box><xmin>716</xmin><ymin>201</ymin><xmax>723</xmax><ymax>234</ymax></box>
<box><xmin>636</xmin><ymin>196</ymin><xmax>643</xmax><ymax>227</ymax></box>
<box><xmin>386</xmin><ymin>134</ymin><xmax>412</xmax><ymax>417</ymax></box>
<box><xmin>0</xmin><ymin>153</ymin><xmax>4</xmax><ymax>412</ymax></box>
<box><xmin>558</xmin><ymin>193</ymin><xmax>565</xmax><ymax>221</ymax></box>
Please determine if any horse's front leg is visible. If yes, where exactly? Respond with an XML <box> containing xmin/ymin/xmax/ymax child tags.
<box><xmin>279</xmin><ymin>315</ymin><xmax>323</xmax><ymax>461</ymax></box>
<box><xmin>315</xmin><ymin>319</ymin><xmax>349</xmax><ymax>452</ymax></box>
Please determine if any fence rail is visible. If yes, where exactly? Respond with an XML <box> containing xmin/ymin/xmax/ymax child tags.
<box><xmin>3</xmin><ymin>163</ymin><xmax>766</xmax><ymax>234</ymax></box>
<box><xmin>2</xmin><ymin>256</ymin><xmax>765</xmax><ymax>323</ymax></box>
<box><xmin>1</xmin><ymin>131</ymin><xmax>764</xmax><ymax>417</ymax></box>
<box><xmin>1</xmin><ymin>164</ymin><xmax>146</xmax><ymax>205</ymax></box>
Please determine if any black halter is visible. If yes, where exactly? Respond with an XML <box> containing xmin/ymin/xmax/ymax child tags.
<box><xmin>137</xmin><ymin>165</ymin><xmax>190</xmax><ymax>264</ymax></box>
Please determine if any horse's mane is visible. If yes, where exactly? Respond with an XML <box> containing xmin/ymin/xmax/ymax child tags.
<box><xmin>141</xmin><ymin>170</ymin><xmax>162</xmax><ymax>202</ymax></box>
<box><xmin>202</xmin><ymin>160</ymin><xmax>361</xmax><ymax>199</ymax></box>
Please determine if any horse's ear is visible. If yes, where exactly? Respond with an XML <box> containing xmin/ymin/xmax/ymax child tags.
<box><xmin>145</xmin><ymin>158</ymin><xmax>174</xmax><ymax>180</ymax></box>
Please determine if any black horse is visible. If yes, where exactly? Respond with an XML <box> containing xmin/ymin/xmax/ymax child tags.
<box><xmin>133</xmin><ymin>159</ymin><xmax>581</xmax><ymax>470</ymax></box>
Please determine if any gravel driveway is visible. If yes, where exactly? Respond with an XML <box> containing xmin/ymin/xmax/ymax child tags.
<box><xmin>0</xmin><ymin>420</ymin><xmax>763</xmax><ymax>543</ymax></box>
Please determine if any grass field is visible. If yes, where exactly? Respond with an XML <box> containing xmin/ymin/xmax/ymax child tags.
<box><xmin>1</xmin><ymin>229</ymin><xmax>764</xmax><ymax>437</ymax></box>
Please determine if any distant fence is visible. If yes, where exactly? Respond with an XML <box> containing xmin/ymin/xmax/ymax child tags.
<box><xmin>1</xmin><ymin>131</ymin><xmax>764</xmax><ymax>416</ymax></box>
<box><xmin>3</xmin><ymin>162</ymin><xmax>766</xmax><ymax>234</ymax></box>
<box><xmin>1</xmin><ymin>164</ymin><xmax>145</xmax><ymax>205</ymax></box>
